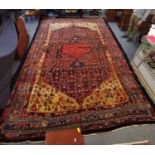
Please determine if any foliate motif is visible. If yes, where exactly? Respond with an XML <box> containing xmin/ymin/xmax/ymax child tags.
<box><xmin>1</xmin><ymin>18</ymin><xmax>155</xmax><ymax>141</ymax></box>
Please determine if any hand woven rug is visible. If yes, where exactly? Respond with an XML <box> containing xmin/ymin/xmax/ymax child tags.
<box><xmin>1</xmin><ymin>18</ymin><xmax>155</xmax><ymax>142</ymax></box>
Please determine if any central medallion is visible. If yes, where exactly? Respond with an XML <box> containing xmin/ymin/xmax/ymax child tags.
<box><xmin>62</xmin><ymin>44</ymin><xmax>91</xmax><ymax>59</ymax></box>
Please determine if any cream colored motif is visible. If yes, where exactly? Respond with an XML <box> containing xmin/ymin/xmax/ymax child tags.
<box><xmin>50</xmin><ymin>22</ymin><xmax>98</xmax><ymax>31</ymax></box>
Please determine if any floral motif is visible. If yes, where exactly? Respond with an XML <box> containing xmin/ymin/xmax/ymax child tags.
<box><xmin>1</xmin><ymin>18</ymin><xmax>155</xmax><ymax>141</ymax></box>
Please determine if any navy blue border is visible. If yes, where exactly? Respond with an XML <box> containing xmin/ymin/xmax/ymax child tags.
<box><xmin>2</xmin><ymin>17</ymin><xmax>155</xmax><ymax>143</ymax></box>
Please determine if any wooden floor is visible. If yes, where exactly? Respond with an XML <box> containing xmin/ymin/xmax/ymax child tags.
<box><xmin>45</xmin><ymin>128</ymin><xmax>84</xmax><ymax>145</ymax></box>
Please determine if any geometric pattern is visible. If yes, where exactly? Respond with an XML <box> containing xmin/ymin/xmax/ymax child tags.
<box><xmin>0</xmin><ymin>18</ymin><xmax>155</xmax><ymax>141</ymax></box>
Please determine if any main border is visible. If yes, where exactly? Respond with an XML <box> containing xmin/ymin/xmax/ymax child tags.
<box><xmin>4</xmin><ymin>16</ymin><xmax>155</xmax><ymax>142</ymax></box>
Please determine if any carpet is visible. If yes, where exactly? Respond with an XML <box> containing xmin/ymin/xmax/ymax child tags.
<box><xmin>1</xmin><ymin>18</ymin><xmax>155</xmax><ymax>142</ymax></box>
